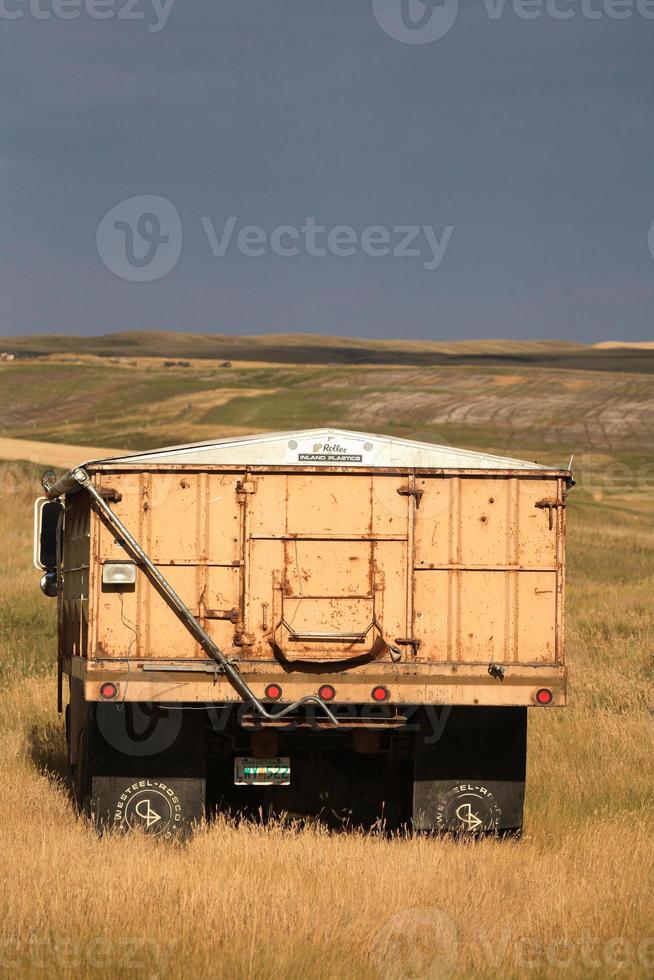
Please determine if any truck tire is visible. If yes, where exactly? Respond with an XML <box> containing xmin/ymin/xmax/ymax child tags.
<box><xmin>73</xmin><ymin>703</ymin><xmax>99</xmax><ymax>815</ymax></box>
<box><xmin>412</xmin><ymin>706</ymin><xmax>528</xmax><ymax>836</ymax></box>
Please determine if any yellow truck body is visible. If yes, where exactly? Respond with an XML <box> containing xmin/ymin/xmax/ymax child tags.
<box><xmin>38</xmin><ymin>429</ymin><xmax>571</xmax><ymax>836</ymax></box>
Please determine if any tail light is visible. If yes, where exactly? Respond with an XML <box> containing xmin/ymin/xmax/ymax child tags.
<box><xmin>99</xmin><ymin>681</ymin><xmax>118</xmax><ymax>700</ymax></box>
<box><xmin>535</xmin><ymin>688</ymin><xmax>553</xmax><ymax>705</ymax></box>
<box><xmin>318</xmin><ymin>684</ymin><xmax>336</xmax><ymax>702</ymax></box>
<box><xmin>371</xmin><ymin>685</ymin><xmax>390</xmax><ymax>703</ymax></box>
<box><xmin>265</xmin><ymin>683</ymin><xmax>282</xmax><ymax>701</ymax></box>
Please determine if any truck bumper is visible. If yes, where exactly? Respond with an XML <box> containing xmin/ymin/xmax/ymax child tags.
<box><xmin>65</xmin><ymin>655</ymin><xmax>567</xmax><ymax>708</ymax></box>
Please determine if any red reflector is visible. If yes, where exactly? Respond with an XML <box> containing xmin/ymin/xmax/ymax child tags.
<box><xmin>371</xmin><ymin>685</ymin><xmax>389</xmax><ymax>703</ymax></box>
<box><xmin>536</xmin><ymin>688</ymin><xmax>553</xmax><ymax>705</ymax></box>
<box><xmin>265</xmin><ymin>683</ymin><xmax>282</xmax><ymax>701</ymax></box>
<box><xmin>99</xmin><ymin>682</ymin><xmax>118</xmax><ymax>701</ymax></box>
<box><xmin>318</xmin><ymin>684</ymin><xmax>336</xmax><ymax>702</ymax></box>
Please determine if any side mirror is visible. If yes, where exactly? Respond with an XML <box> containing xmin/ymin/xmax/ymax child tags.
<box><xmin>34</xmin><ymin>497</ymin><xmax>64</xmax><ymax>588</ymax></box>
<box><xmin>40</xmin><ymin>571</ymin><xmax>58</xmax><ymax>598</ymax></box>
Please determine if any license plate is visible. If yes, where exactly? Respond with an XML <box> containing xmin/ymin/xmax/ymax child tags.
<box><xmin>234</xmin><ymin>757</ymin><xmax>291</xmax><ymax>786</ymax></box>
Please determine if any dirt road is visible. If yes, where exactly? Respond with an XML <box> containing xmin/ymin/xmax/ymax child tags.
<box><xmin>0</xmin><ymin>437</ymin><xmax>130</xmax><ymax>469</ymax></box>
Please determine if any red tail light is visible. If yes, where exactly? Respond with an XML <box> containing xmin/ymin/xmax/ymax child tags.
<box><xmin>371</xmin><ymin>685</ymin><xmax>390</xmax><ymax>703</ymax></box>
<box><xmin>535</xmin><ymin>688</ymin><xmax>553</xmax><ymax>705</ymax></box>
<box><xmin>265</xmin><ymin>683</ymin><xmax>282</xmax><ymax>701</ymax></box>
<box><xmin>318</xmin><ymin>684</ymin><xmax>336</xmax><ymax>702</ymax></box>
<box><xmin>99</xmin><ymin>681</ymin><xmax>118</xmax><ymax>700</ymax></box>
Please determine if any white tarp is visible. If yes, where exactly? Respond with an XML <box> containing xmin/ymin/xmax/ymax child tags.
<box><xmin>87</xmin><ymin>428</ymin><xmax>557</xmax><ymax>471</ymax></box>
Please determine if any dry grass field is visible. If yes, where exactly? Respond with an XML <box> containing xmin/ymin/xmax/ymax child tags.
<box><xmin>1</xmin><ymin>348</ymin><xmax>653</xmax><ymax>979</ymax></box>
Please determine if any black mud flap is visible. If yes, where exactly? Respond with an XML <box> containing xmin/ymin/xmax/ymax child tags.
<box><xmin>85</xmin><ymin>703</ymin><xmax>207</xmax><ymax>837</ymax></box>
<box><xmin>92</xmin><ymin>776</ymin><xmax>206</xmax><ymax>839</ymax></box>
<box><xmin>412</xmin><ymin>707</ymin><xmax>527</xmax><ymax>835</ymax></box>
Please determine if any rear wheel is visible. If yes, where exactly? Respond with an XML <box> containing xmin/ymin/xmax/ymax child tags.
<box><xmin>72</xmin><ymin>703</ymin><xmax>98</xmax><ymax>814</ymax></box>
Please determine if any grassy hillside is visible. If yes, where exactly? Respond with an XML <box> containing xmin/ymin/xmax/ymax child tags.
<box><xmin>2</xmin><ymin>330</ymin><xmax>654</xmax><ymax>371</ymax></box>
<box><xmin>1</xmin><ymin>355</ymin><xmax>652</xmax><ymax>495</ymax></box>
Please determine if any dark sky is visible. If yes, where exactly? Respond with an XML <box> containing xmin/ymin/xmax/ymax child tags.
<box><xmin>1</xmin><ymin>0</ymin><xmax>653</xmax><ymax>341</ymax></box>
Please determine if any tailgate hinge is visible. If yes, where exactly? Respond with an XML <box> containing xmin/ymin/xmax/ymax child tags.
<box><xmin>397</xmin><ymin>486</ymin><xmax>424</xmax><ymax>508</ymax></box>
<box><xmin>236</xmin><ymin>479</ymin><xmax>257</xmax><ymax>496</ymax></box>
<box><xmin>535</xmin><ymin>495</ymin><xmax>567</xmax><ymax>530</ymax></box>
<box><xmin>394</xmin><ymin>637</ymin><xmax>421</xmax><ymax>656</ymax></box>
<box><xmin>98</xmin><ymin>486</ymin><xmax>122</xmax><ymax>503</ymax></box>
<box><xmin>199</xmin><ymin>607</ymin><xmax>240</xmax><ymax>623</ymax></box>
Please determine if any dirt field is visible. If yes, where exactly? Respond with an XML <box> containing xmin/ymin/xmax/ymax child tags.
<box><xmin>1</xmin><ymin>355</ymin><xmax>653</xmax><ymax>470</ymax></box>
<box><xmin>0</xmin><ymin>438</ymin><xmax>129</xmax><ymax>469</ymax></box>
<box><xmin>1</xmin><ymin>350</ymin><xmax>653</xmax><ymax>978</ymax></box>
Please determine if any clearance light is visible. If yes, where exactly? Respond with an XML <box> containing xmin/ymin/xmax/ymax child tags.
<box><xmin>371</xmin><ymin>685</ymin><xmax>390</xmax><ymax>703</ymax></box>
<box><xmin>318</xmin><ymin>684</ymin><xmax>336</xmax><ymax>702</ymax></box>
<box><xmin>535</xmin><ymin>688</ymin><xmax>553</xmax><ymax>705</ymax></box>
<box><xmin>99</xmin><ymin>681</ymin><xmax>118</xmax><ymax>700</ymax></box>
<box><xmin>265</xmin><ymin>683</ymin><xmax>282</xmax><ymax>701</ymax></box>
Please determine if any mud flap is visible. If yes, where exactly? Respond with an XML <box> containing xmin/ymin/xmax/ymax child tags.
<box><xmin>92</xmin><ymin>776</ymin><xmax>205</xmax><ymax>838</ymax></box>
<box><xmin>412</xmin><ymin>707</ymin><xmax>527</xmax><ymax>834</ymax></box>
<box><xmin>84</xmin><ymin>703</ymin><xmax>207</xmax><ymax>836</ymax></box>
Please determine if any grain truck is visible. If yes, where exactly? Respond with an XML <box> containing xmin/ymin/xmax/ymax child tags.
<box><xmin>34</xmin><ymin>428</ymin><xmax>571</xmax><ymax>837</ymax></box>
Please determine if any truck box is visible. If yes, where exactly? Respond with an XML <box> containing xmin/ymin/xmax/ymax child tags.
<box><xmin>36</xmin><ymin>428</ymin><xmax>571</xmax><ymax>836</ymax></box>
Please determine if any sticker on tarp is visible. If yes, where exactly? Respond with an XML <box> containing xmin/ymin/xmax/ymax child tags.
<box><xmin>287</xmin><ymin>437</ymin><xmax>375</xmax><ymax>465</ymax></box>
<box><xmin>234</xmin><ymin>757</ymin><xmax>291</xmax><ymax>786</ymax></box>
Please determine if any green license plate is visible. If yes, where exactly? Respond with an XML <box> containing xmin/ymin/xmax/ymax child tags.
<box><xmin>234</xmin><ymin>757</ymin><xmax>291</xmax><ymax>786</ymax></box>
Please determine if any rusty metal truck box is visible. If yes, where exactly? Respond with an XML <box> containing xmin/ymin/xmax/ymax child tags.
<box><xmin>36</xmin><ymin>428</ymin><xmax>572</xmax><ymax>835</ymax></box>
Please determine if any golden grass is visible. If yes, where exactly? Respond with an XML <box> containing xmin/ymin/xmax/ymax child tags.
<box><xmin>1</xmin><ymin>463</ymin><xmax>653</xmax><ymax>979</ymax></box>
